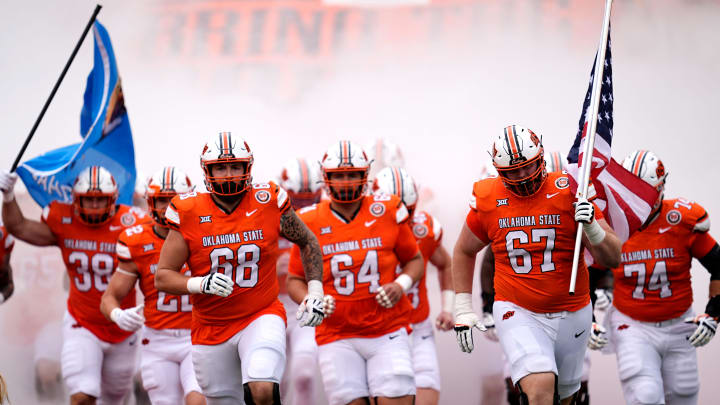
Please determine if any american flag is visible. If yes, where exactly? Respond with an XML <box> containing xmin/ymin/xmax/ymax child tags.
<box><xmin>566</xmin><ymin>30</ymin><xmax>659</xmax><ymax>242</ymax></box>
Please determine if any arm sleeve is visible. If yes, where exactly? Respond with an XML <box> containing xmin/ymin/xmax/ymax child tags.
<box><xmin>288</xmin><ymin>244</ymin><xmax>306</xmax><ymax>279</ymax></box>
<box><xmin>394</xmin><ymin>222</ymin><xmax>420</xmax><ymax>264</ymax></box>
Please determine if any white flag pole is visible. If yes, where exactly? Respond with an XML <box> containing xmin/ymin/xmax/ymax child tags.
<box><xmin>569</xmin><ymin>0</ymin><xmax>613</xmax><ymax>295</ymax></box>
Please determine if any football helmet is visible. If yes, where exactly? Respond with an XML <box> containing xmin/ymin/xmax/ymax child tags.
<box><xmin>321</xmin><ymin>140</ymin><xmax>371</xmax><ymax>203</ymax></box>
<box><xmin>622</xmin><ymin>150</ymin><xmax>668</xmax><ymax>191</ymax></box>
<box><xmin>145</xmin><ymin>167</ymin><xmax>194</xmax><ymax>226</ymax></box>
<box><xmin>544</xmin><ymin>151</ymin><xmax>567</xmax><ymax>173</ymax></box>
<box><xmin>491</xmin><ymin>125</ymin><xmax>546</xmax><ymax>197</ymax></box>
<box><xmin>279</xmin><ymin>158</ymin><xmax>323</xmax><ymax>209</ymax></box>
<box><xmin>200</xmin><ymin>132</ymin><xmax>253</xmax><ymax>196</ymax></box>
<box><xmin>478</xmin><ymin>162</ymin><xmax>498</xmax><ymax>181</ymax></box>
<box><xmin>372</xmin><ymin>166</ymin><xmax>418</xmax><ymax>215</ymax></box>
<box><xmin>366</xmin><ymin>138</ymin><xmax>405</xmax><ymax>179</ymax></box>
<box><xmin>72</xmin><ymin>166</ymin><xmax>118</xmax><ymax>225</ymax></box>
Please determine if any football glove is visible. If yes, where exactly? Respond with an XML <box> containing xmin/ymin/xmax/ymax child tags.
<box><xmin>296</xmin><ymin>280</ymin><xmax>325</xmax><ymax>327</ymax></box>
<box><xmin>201</xmin><ymin>272</ymin><xmax>234</xmax><ymax>297</ymax></box>
<box><xmin>454</xmin><ymin>293</ymin><xmax>486</xmax><ymax>353</ymax></box>
<box><xmin>685</xmin><ymin>314</ymin><xmax>717</xmax><ymax>347</ymax></box>
<box><xmin>0</xmin><ymin>170</ymin><xmax>17</xmax><ymax>201</ymax></box>
<box><xmin>587</xmin><ymin>322</ymin><xmax>608</xmax><ymax>350</ymax></box>
<box><xmin>481</xmin><ymin>312</ymin><xmax>499</xmax><ymax>342</ymax></box>
<box><xmin>110</xmin><ymin>305</ymin><xmax>145</xmax><ymax>332</ymax></box>
<box><xmin>594</xmin><ymin>288</ymin><xmax>613</xmax><ymax>311</ymax></box>
<box><xmin>575</xmin><ymin>198</ymin><xmax>606</xmax><ymax>245</ymax></box>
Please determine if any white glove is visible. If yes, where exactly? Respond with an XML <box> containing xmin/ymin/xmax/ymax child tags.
<box><xmin>594</xmin><ymin>289</ymin><xmax>613</xmax><ymax>311</ymax></box>
<box><xmin>0</xmin><ymin>170</ymin><xmax>18</xmax><ymax>201</ymax></box>
<box><xmin>481</xmin><ymin>312</ymin><xmax>499</xmax><ymax>342</ymax></box>
<box><xmin>196</xmin><ymin>272</ymin><xmax>234</xmax><ymax>297</ymax></box>
<box><xmin>296</xmin><ymin>280</ymin><xmax>325</xmax><ymax>327</ymax></box>
<box><xmin>575</xmin><ymin>198</ymin><xmax>606</xmax><ymax>245</ymax></box>
<box><xmin>110</xmin><ymin>305</ymin><xmax>145</xmax><ymax>332</ymax></box>
<box><xmin>454</xmin><ymin>293</ymin><xmax>486</xmax><ymax>353</ymax></box>
<box><xmin>685</xmin><ymin>314</ymin><xmax>717</xmax><ymax>347</ymax></box>
<box><xmin>323</xmin><ymin>294</ymin><xmax>336</xmax><ymax>317</ymax></box>
<box><xmin>587</xmin><ymin>322</ymin><xmax>608</xmax><ymax>350</ymax></box>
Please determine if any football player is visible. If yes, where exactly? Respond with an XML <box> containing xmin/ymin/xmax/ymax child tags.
<box><xmin>100</xmin><ymin>167</ymin><xmax>206</xmax><ymax>405</ymax></box>
<box><xmin>372</xmin><ymin>166</ymin><xmax>453</xmax><ymax>405</ymax></box>
<box><xmin>0</xmin><ymin>166</ymin><xmax>147</xmax><ymax>405</ymax></box>
<box><xmin>277</xmin><ymin>158</ymin><xmax>325</xmax><ymax>405</ymax></box>
<box><xmin>452</xmin><ymin>126</ymin><xmax>622</xmax><ymax>405</ymax></box>
<box><xmin>155</xmin><ymin>132</ymin><xmax>325</xmax><ymax>405</ymax></box>
<box><xmin>0</xmin><ymin>220</ymin><xmax>15</xmax><ymax>305</ymax></box>
<box><xmin>600</xmin><ymin>150</ymin><xmax>720</xmax><ymax>405</ymax></box>
<box><xmin>287</xmin><ymin>141</ymin><xmax>425</xmax><ymax>405</ymax></box>
<box><xmin>478</xmin><ymin>152</ymin><xmax>601</xmax><ymax>405</ymax></box>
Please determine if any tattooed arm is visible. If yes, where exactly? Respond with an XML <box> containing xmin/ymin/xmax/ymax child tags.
<box><xmin>280</xmin><ymin>208</ymin><xmax>323</xmax><ymax>282</ymax></box>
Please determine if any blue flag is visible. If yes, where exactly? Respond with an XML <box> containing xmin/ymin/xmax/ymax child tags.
<box><xmin>16</xmin><ymin>21</ymin><xmax>136</xmax><ymax>207</ymax></box>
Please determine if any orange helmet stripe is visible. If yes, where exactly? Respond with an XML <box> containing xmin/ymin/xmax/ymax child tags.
<box><xmin>552</xmin><ymin>152</ymin><xmax>560</xmax><ymax>171</ymax></box>
<box><xmin>90</xmin><ymin>166</ymin><xmax>98</xmax><ymax>190</ymax></box>
<box><xmin>506</xmin><ymin>125</ymin><xmax>519</xmax><ymax>156</ymax></box>
<box><xmin>392</xmin><ymin>166</ymin><xmax>403</xmax><ymax>200</ymax></box>
<box><xmin>632</xmin><ymin>150</ymin><xmax>647</xmax><ymax>176</ymax></box>
<box><xmin>299</xmin><ymin>159</ymin><xmax>309</xmax><ymax>191</ymax></box>
<box><xmin>163</xmin><ymin>167</ymin><xmax>174</xmax><ymax>190</ymax></box>
<box><xmin>341</xmin><ymin>141</ymin><xmax>350</xmax><ymax>165</ymax></box>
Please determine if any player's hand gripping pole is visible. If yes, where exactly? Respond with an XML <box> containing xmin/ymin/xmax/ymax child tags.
<box><xmin>10</xmin><ymin>4</ymin><xmax>102</xmax><ymax>172</ymax></box>
<box><xmin>569</xmin><ymin>0</ymin><xmax>613</xmax><ymax>295</ymax></box>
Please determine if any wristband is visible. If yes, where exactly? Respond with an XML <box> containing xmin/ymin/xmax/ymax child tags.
<box><xmin>110</xmin><ymin>307</ymin><xmax>122</xmax><ymax>323</ymax></box>
<box><xmin>394</xmin><ymin>274</ymin><xmax>413</xmax><ymax>292</ymax></box>
<box><xmin>2</xmin><ymin>190</ymin><xmax>13</xmax><ymax>202</ymax></box>
<box><xmin>187</xmin><ymin>277</ymin><xmax>203</xmax><ymax>294</ymax></box>
<box><xmin>441</xmin><ymin>290</ymin><xmax>455</xmax><ymax>312</ymax></box>
<box><xmin>455</xmin><ymin>292</ymin><xmax>474</xmax><ymax>315</ymax></box>
<box><xmin>583</xmin><ymin>219</ymin><xmax>606</xmax><ymax>245</ymax></box>
<box><xmin>307</xmin><ymin>279</ymin><xmax>324</xmax><ymax>297</ymax></box>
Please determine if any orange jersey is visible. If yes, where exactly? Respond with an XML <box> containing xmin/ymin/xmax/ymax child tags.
<box><xmin>165</xmin><ymin>182</ymin><xmax>290</xmax><ymax>345</ymax></box>
<box><xmin>407</xmin><ymin>211</ymin><xmax>442</xmax><ymax>324</ymax></box>
<box><xmin>117</xmin><ymin>223</ymin><xmax>192</xmax><ymax>330</ymax></box>
<box><xmin>613</xmin><ymin>198</ymin><xmax>716</xmax><ymax>322</ymax></box>
<box><xmin>41</xmin><ymin>202</ymin><xmax>147</xmax><ymax>343</ymax></box>
<box><xmin>465</xmin><ymin>172</ymin><xmax>596</xmax><ymax>313</ymax></box>
<box><xmin>276</xmin><ymin>237</ymin><xmax>293</xmax><ymax>295</ymax></box>
<box><xmin>288</xmin><ymin>194</ymin><xmax>419</xmax><ymax>345</ymax></box>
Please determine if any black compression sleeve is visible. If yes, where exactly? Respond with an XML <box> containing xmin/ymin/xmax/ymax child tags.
<box><xmin>705</xmin><ymin>295</ymin><xmax>720</xmax><ymax>318</ymax></box>
<box><xmin>699</xmin><ymin>244</ymin><xmax>720</xmax><ymax>281</ymax></box>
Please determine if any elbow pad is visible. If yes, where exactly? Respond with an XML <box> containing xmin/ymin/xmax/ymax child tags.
<box><xmin>699</xmin><ymin>244</ymin><xmax>720</xmax><ymax>281</ymax></box>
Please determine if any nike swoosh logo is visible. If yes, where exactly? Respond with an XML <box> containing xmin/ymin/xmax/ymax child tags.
<box><xmin>389</xmin><ymin>334</ymin><xmax>399</xmax><ymax>340</ymax></box>
<box><xmin>659</xmin><ymin>227</ymin><xmax>671</xmax><ymax>234</ymax></box>
<box><xmin>421</xmin><ymin>335</ymin><xmax>432</xmax><ymax>340</ymax></box>
<box><xmin>365</xmin><ymin>220</ymin><xmax>376</xmax><ymax>227</ymax></box>
<box><xmin>546</xmin><ymin>192</ymin><xmax>560</xmax><ymax>199</ymax></box>
<box><xmin>574</xmin><ymin>330</ymin><xmax>585</xmax><ymax>338</ymax></box>
<box><xmin>246</xmin><ymin>209</ymin><xmax>258</xmax><ymax>217</ymax></box>
<box><xmin>109</xmin><ymin>225</ymin><xmax>122</xmax><ymax>231</ymax></box>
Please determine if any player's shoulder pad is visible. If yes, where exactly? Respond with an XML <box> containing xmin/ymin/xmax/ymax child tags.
<box><xmin>296</xmin><ymin>202</ymin><xmax>321</xmax><ymax>224</ymax></box>
<box><xmin>42</xmin><ymin>200</ymin><xmax>69</xmax><ymax>223</ymax></box>
<box><xmin>669</xmin><ymin>198</ymin><xmax>711</xmax><ymax>233</ymax></box>
<box><xmin>117</xmin><ymin>223</ymin><xmax>150</xmax><ymax>246</ymax></box>
<box><xmin>116</xmin><ymin>204</ymin><xmax>149</xmax><ymax>228</ymax></box>
<box><xmin>170</xmin><ymin>190</ymin><xmax>201</xmax><ymax>212</ymax></box>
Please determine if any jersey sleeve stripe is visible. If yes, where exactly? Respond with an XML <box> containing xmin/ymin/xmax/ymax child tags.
<box><xmin>165</xmin><ymin>204</ymin><xmax>180</xmax><ymax>226</ymax></box>
<box><xmin>396</xmin><ymin>203</ymin><xmax>409</xmax><ymax>224</ymax></box>
<box><xmin>116</xmin><ymin>241</ymin><xmax>132</xmax><ymax>261</ymax></box>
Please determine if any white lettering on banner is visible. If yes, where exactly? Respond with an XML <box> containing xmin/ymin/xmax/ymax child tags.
<box><xmin>32</xmin><ymin>174</ymin><xmax>73</xmax><ymax>202</ymax></box>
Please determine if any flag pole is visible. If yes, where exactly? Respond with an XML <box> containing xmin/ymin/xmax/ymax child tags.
<box><xmin>11</xmin><ymin>4</ymin><xmax>102</xmax><ymax>172</ymax></box>
<box><xmin>569</xmin><ymin>0</ymin><xmax>613</xmax><ymax>295</ymax></box>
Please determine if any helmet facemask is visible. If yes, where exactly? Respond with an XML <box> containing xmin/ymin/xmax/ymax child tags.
<box><xmin>73</xmin><ymin>192</ymin><xmax>117</xmax><ymax>226</ymax></box>
<box><xmin>202</xmin><ymin>159</ymin><xmax>253</xmax><ymax>200</ymax></box>
<box><xmin>288</xmin><ymin>189</ymin><xmax>322</xmax><ymax>210</ymax></box>
<box><xmin>495</xmin><ymin>152</ymin><xmax>547</xmax><ymax>197</ymax></box>
<box><xmin>146</xmin><ymin>191</ymin><xmax>175</xmax><ymax>227</ymax></box>
<box><xmin>323</xmin><ymin>168</ymin><xmax>368</xmax><ymax>203</ymax></box>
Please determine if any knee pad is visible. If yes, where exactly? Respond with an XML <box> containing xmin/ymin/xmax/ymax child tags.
<box><xmin>247</xmin><ymin>347</ymin><xmax>284</xmax><ymax>380</ymax></box>
<box><xmin>243</xmin><ymin>382</ymin><xmax>281</xmax><ymax>405</ymax></box>
<box><xmin>631</xmin><ymin>378</ymin><xmax>664</xmax><ymax>405</ymax></box>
